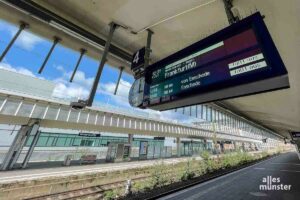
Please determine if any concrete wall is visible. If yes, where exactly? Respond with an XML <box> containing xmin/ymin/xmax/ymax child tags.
<box><xmin>0</xmin><ymin>68</ymin><xmax>55</xmax><ymax>98</ymax></box>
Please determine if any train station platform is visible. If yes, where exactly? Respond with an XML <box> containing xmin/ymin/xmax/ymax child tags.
<box><xmin>0</xmin><ymin>156</ymin><xmax>201</xmax><ymax>184</ymax></box>
<box><xmin>160</xmin><ymin>152</ymin><xmax>300</xmax><ymax>200</ymax></box>
<box><xmin>0</xmin><ymin>150</ymin><xmax>287</xmax><ymax>199</ymax></box>
<box><xmin>0</xmin><ymin>150</ymin><xmax>271</xmax><ymax>184</ymax></box>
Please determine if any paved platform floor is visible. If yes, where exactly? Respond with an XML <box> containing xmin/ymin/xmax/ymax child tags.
<box><xmin>0</xmin><ymin>156</ymin><xmax>200</xmax><ymax>184</ymax></box>
<box><xmin>160</xmin><ymin>152</ymin><xmax>300</xmax><ymax>200</ymax></box>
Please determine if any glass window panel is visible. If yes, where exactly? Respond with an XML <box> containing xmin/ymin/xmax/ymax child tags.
<box><xmin>94</xmin><ymin>139</ymin><xmax>100</xmax><ymax>146</ymax></box>
<box><xmin>56</xmin><ymin>137</ymin><xmax>67</xmax><ymax>146</ymax></box>
<box><xmin>203</xmin><ymin>105</ymin><xmax>207</xmax><ymax>120</ymax></box>
<box><xmin>104</xmin><ymin>114</ymin><xmax>113</xmax><ymax>126</ymax></box>
<box><xmin>80</xmin><ymin>139</ymin><xmax>94</xmax><ymax>146</ymax></box>
<box><xmin>31</xmin><ymin>104</ymin><xmax>47</xmax><ymax>118</ymax></box>
<box><xmin>25</xmin><ymin>136</ymin><xmax>34</xmax><ymax>146</ymax></box>
<box><xmin>65</xmin><ymin>138</ymin><xmax>72</xmax><ymax>146</ymax></box>
<box><xmin>206</xmin><ymin>106</ymin><xmax>211</xmax><ymax>121</ymax></box>
<box><xmin>51</xmin><ymin>137</ymin><xmax>58</xmax><ymax>146</ymax></box>
<box><xmin>72</xmin><ymin>138</ymin><xmax>81</xmax><ymax>146</ymax></box>
<box><xmin>87</xmin><ymin>112</ymin><xmax>97</xmax><ymax>124</ymax></box>
<box><xmin>111</xmin><ymin>116</ymin><xmax>118</xmax><ymax>126</ymax></box>
<box><xmin>46</xmin><ymin>137</ymin><xmax>55</xmax><ymax>146</ymax></box>
<box><xmin>125</xmin><ymin>117</ymin><xmax>131</xmax><ymax>128</ymax></box>
<box><xmin>1</xmin><ymin>99</ymin><xmax>20</xmax><ymax>115</ymax></box>
<box><xmin>79</xmin><ymin>111</ymin><xmax>88</xmax><ymax>123</ymax></box>
<box><xmin>45</xmin><ymin>105</ymin><xmax>59</xmax><ymax>120</ymax></box>
<box><xmin>96</xmin><ymin>114</ymin><xmax>105</xmax><ymax>125</ymax></box>
<box><xmin>102</xmin><ymin>138</ymin><xmax>109</xmax><ymax>145</ymax></box>
<box><xmin>18</xmin><ymin>103</ymin><xmax>33</xmax><ymax>117</ymax></box>
<box><xmin>36</xmin><ymin>136</ymin><xmax>48</xmax><ymax>146</ymax></box>
<box><xmin>57</xmin><ymin>107</ymin><xmax>69</xmax><ymax>121</ymax></box>
<box><xmin>212</xmin><ymin>108</ymin><xmax>215</xmax><ymax>122</ymax></box>
<box><xmin>69</xmin><ymin>110</ymin><xmax>79</xmax><ymax>122</ymax></box>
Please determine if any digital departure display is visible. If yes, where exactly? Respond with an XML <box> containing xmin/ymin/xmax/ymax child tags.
<box><xmin>149</xmin><ymin>29</ymin><xmax>262</xmax><ymax>100</ymax></box>
<box><xmin>141</xmin><ymin>12</ymin><xmax>289</xmax><ymax>110</ymax></box>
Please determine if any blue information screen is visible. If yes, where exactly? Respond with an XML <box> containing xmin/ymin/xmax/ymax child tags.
<box><xmin>143</xmin><ymin>12</ymin><xmax>288</xmax><ymax>108</ymax></box>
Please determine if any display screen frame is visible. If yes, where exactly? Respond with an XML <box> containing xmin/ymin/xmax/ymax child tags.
<box><xmin>143</xmin><ymin>12</ymin><xmax>289</xmax><ymax>109</ymax></box>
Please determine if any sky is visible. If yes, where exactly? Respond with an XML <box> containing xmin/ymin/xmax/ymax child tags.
<box><xmin>0</xmin><ymin>19</ymin><xmax>134</xmax><ymax>107</ymax></box>
<box><xmin>0</xmin><ymin>19</ymin><xmax>201</xmax><ymax>124</ymax></box>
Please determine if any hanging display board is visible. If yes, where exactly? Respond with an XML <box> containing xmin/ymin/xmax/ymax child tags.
<box><xmin>130</xmin><ymin>12</ymin><xmax>289</xmax><ymax>110</ymax></box>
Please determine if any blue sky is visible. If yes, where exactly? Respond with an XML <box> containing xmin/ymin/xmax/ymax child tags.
<box><xmin>0</xmin><ymin>19</ymin><xmax>134</xmax><ymax>107</ymax></box>
<box><xmin>0</xmin><ymin>19</ymin><xmax>203</xmax><ymax>124</ymax></box>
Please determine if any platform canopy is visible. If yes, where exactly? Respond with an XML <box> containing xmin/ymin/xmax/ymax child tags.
<box><xmin>0</xmin><ymin>0</ymin><xmax>299</xmax><ymax>139</ymax></box>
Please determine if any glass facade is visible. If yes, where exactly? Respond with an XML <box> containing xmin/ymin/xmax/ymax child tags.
<box><xmin>171</xmin><ymin>104</ymin><xmax>279</xmax><ymax>142</ymax></box>
<box><xmin>23</xmin><ymin>132</ymin><xmax>211</xmax><ymax>159</ymax></box>
<box><xmin>26</xmin><ymin>132</ymin><xmax>165</xmax><ymax>148</ymax></box>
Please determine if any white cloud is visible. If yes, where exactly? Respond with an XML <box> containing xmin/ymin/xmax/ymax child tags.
<box><xmin>95</xmin><ymin>78</ymin><xmax>132</xmax><ymax>108</ymax></box>
<box><xmin>54</xmin><ymin>65</ymin><xmax>94</xmax><ymax>88</ymax></box>
<box><xmin>73</xmin><ymin>71</ymin><xmax>94</xmax><ymax>87</ymax></box>
<box><xmin>0</xmin><ymin>20</ymin><xmax>43</xmax><ymax>51</ymax></box>
<box><xmin>52</xmin><ymin>73</ymin><xmax>92</xmax><ymax>100</ymax></box>
<box><xmin>99</xmin><ymin>79</ymin><xmax>131</xmax><ymax>98</ymax></box>
<box><xmin>52</xmin><ymin>82</ymin><xmax>89</xmax><ymax>100</ymax></box>
<box><xmin>15</xmin><ymin>31</ymin><xmax>43</xmax><ymax>51</ymax></box>
<box><xmin>55</xmin><ymin>65</ymin><xmax>65</xmax><ymax>72</ymax></box>
<box><xmin>51</xmin><ymin>65</ymin><xmax>94</xmax><ymax>100</ymax></box>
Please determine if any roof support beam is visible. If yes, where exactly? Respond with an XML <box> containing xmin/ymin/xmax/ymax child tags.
<box><xmin>114</xmin><ymin>66</ymin><xmax>124</xmax><ymax>95</ymax></box>
<box><xmin>4</xmin><ymin>0</ymin><xmax>132</xmax><ymax>62</ymax></box>
<box><xmin>70</xmin><ymin>48</ymin><xmax>86</xmax><ymax>82</ymax></box>
<box><xmin>38</xmin><ymin>36</ymin><xmax>60</xmax><ymax>74</ymax></box>
<box><xmin>87</xmin><ymin>22</ymin><xmax>118</xmax><ymax>106</ymax></box>
<box><xmin>222</xmin><ymin>0</ymin><xmax>239</xmax><ymax>24</ymax></box>
<box><xmin>0</xmin><ymin>22</ymin><xmax>27</xmax><ymax>62</ymax></box>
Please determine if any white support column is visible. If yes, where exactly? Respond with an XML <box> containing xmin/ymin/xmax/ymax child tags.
<box><xmin>110</xmin><ymin>115</ymin><xmax>113</xmax><ymax>126</ymax></box>
<box><xmin>94</xmin><ymin>113</ymin><xmax>98</xmax><ymax>125</ymax></box>
<box><xmin>55</xmin><ymin>106</ymin><xmax>61</xmax><ymax>120</ymax></box>
<box><xmin>1</xmin><ymin>123</ymin><xmax>38</xmax><ymax>170</ymax></box>
<box><xmin>14</xmin><ymin>101</ymin><xmax>23</xmax><ymax>116</ymax></box>
<box><xmin>77</xmin><ymin>111</ymin><xmax>81</xmax><ymax>123</ymax></box>
<box><xmin>117</xmin><ymin>117</ymin><xmax>120</xmax><ymax>127</ymax></box>
<box><xmin>21</xmin><ymin>124</ymin><xmax>40</xmax><ymax>169</ymax></box>
<box><xmin>67</xmin><ymin>109</ymin><xmax>71</xmax><ymax>122</ymax></box>
<box><xmin>29</xmin><ymin>103</ymin><xmax>36</xmax><ymax>118</ymax></box>
<box><xmin>86</xmin><ymin>112</ymin><xmax>90</xmax><ymax>124</ymax></box>
<box><xmin>42</xmin><ymin>105</ymin><xmax>49</xmax><ymax>119</ymax></box>
<box><xmin>103</xmin><ymin>115</ymin><xmax>106</xmax><ymax>126</ymax></box>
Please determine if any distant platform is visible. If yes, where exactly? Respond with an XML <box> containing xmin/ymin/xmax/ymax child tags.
<box><xmin>0</xmin><ymin>156</ymin><xmax>201</xmax><ymax>184</ymax></box>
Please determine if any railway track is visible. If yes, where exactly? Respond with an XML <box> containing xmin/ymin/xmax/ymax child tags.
<box><xmin>24</xmin><ymin>175</ymin><xmax>150</xmax><ymax>200</ymax></box>
<box><xmin>24</xmin><ymin>154</ymin><xmax>280</xmax><ymax>200</ymax></box>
